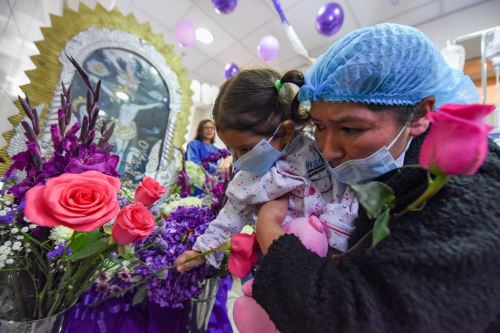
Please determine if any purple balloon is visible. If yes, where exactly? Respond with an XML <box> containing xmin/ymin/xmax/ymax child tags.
<box><xmin>257</xmin><ymin>35</ymin><xmax>280</xmax><ymax>62</ymax></box>
<box><xmin>174</xmin><ymin>20</ymin><xmax>196</xmax><ymax>48</ymax></box>
<box><xmin>224</xmin><ymin>62</ymin><xmax>240</xmax><ymax>80</ymax></box>
<box><xmin>212</xmin><ymin>0</ymin><xmax>238</xmax><ymax>15</ymax></box>
<box><xmin>316</xmin><ymin>2</ymin><xmax>344</xmax><ymax>36</ymax></box>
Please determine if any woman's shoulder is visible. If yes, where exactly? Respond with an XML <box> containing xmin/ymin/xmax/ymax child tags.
<box><xmin>188</xmin><ymin>139</ymin><xmax>202</xmax><ymax>146</ymax></box>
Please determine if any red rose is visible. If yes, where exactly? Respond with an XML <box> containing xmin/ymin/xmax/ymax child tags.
<box><xmin>228</xmin><ymin>233</ymin><xmax>259</xmax><ymax>278</ymax></box>
<box><xmin>135</xmin><ymin>176</ymin><xmax>166</xmax><ymax>206</ymax></box>
<box><xmin>24</xmin><ymin>171</ymin><xmax>120</xmax><ymax>232</ymax></box>
<box><xmin>420</xmin><ymin>104</ymin><xmax>494</xmax><ymax>175</ymax></box>
<box><xmin>112</xmin><ymin>202</ymin><xmax>155</xmax><ymax>245</ymax></box>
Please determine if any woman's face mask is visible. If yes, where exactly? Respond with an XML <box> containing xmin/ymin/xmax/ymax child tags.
<box><xmin>231</xmin><ymin>125</ymin><xmax>283</xmax><ymax>176</ymax></box>
<box><xmin>327</xmin><ymin>125</ymin><xmax>411</xmax><ymax>184</ymax></box>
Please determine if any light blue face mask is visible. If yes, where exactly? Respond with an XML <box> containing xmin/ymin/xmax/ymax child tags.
<box><xmin>232</xmin><ymin>125</ymin><xmax>283</xmax><ymax>176</ymax></box>
<box><xmin>327</xmin><ymin>126</ymin><xmax>411</xmax><ymax>184</ymax></box>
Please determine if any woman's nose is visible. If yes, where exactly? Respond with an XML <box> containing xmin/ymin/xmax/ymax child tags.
<box><xmin>317</xmin><ymin>133</ymin><xmax>344</xmax><ymax>163</ymax></box>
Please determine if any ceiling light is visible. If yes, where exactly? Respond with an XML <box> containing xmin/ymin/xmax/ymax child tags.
<box><xmin>196</xmin><ymin>28</ymin><xmax>214</xmax><ymax>44</ymax></box>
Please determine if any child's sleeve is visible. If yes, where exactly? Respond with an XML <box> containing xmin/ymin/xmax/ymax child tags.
<box><xmin>192</xmin><ymin>195</ymin><xmax>255</xmax><ymax>268</ymax></box>
<box><xmin>227</xmin><ymin>167</ymin><xmax>304</xmax><ymax>204</ymax></box>
<box><xmin>193</xmin><ymin>170</ymin><xmax>303</xmax><ymax>268</ymax></box>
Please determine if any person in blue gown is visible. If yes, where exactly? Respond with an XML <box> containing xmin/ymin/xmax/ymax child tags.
<box><xmin>186</xmin><ymin>119</ymin><xmax>220</xmax><ymax>173</ymax></box>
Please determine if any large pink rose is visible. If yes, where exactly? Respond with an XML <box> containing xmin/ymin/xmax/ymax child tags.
<box><xmin>25</xmin><ymin>171</ymin><xmax>121</xmax><ymax>232</ymax></box>
<box><xmin>112</xmin><ymin>202</ymin><xmax>155</xmax><ymax>245</ymax></box>
<box><xmin>135</xmin><ymin>176</ymin><xmax>166</xmax><ymax>206</ymax></box>
<box><xmin>228</xmin><ymin>233</ymin><xmax>259</xmax><ymax>278</ymax></box>
<box><xmin>419</xmin><ymin>104</ymin><xmax>495</xmax><ymax>175</ymax></box>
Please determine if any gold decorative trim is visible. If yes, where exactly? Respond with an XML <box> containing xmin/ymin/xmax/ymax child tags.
<box><xmin>0</xmin><ymin>3</ymin><xmax>192</xmax><ymax>175</ymax></box>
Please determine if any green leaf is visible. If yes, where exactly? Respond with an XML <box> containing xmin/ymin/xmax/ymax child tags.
<box><xmin>371</xmin><ymin>208</ymin><xmax>391</xmax><ymax>249</ymax></box>
<box><xmin>133</xmin><ymin>286</ymin><xmax>147</xmax><ymax>305</ymax></box>
<box><xmin>350</xmin><ymin>181</ymin><xmax>395</xmax><ymax>219</ymax></box>
<box><xmin>130</xmin><ymin>276</ymin><xmax>143</xmax><ymax>283</ymax></box>
<box><xmin>68</xmin><ymin>231</ymin><xmax>111</xmax><ymax>261</ymax></box>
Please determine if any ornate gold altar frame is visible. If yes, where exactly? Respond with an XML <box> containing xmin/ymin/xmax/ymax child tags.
<box><xmin>0</xmin><ymin>4</ymin><xmax>192</xmax><ymax>183</ymax></box>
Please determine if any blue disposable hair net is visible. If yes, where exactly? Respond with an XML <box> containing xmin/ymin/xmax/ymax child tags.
<box><xmin>299</xmin><ymin>23</ymin><xmax>479</xmax><ymax>107</ymax></box>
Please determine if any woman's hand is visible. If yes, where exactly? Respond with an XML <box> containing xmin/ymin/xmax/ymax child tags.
<box><xmin>256</xmin><ymin>196</ymin><xmax>288</xmax><ymax>254</ymax></box>
<box><xmin>175</xmin><ymin>250</ymin><xmax>206</xmax><ymax>273</ymax></box>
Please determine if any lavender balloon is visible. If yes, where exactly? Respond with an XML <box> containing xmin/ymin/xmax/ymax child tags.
<box><xmin>224</xmin><ymin>62</ymin><xmax>240</xmax><ymax>80</ymax></box>
<box><xmin>257</xmin><ymin>35</ymin><xmax>280</xmax><ymax>62</ymax></box>
<box><xmin>316</xmin><ymin>2</ymin><xmax>344</xmax><ymax>36</ymax></box>
<box><xmin>212</xmin><ymin>0</ymin><xmax>238</xmax><ymax>14</ymax></box>
<box><xmin>174</xmin><ymin>20</ymin><xmax>196</xmax><ymax>48</ymax></box>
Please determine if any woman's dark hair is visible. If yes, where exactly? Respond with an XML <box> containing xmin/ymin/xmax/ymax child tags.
<box><xmin>195</xmin><ymin>119</ymin><xmax>215</xmax><ymax>144</ymax></box>
<box><xmin>212</xmin><ymin>69</ymin><xmax>309</xmax><ymax>136</ymax></box>
<box><xmin>367</xmin><ymin>103</ymin><xmax>426</xmax><ymax>125</ymax></box>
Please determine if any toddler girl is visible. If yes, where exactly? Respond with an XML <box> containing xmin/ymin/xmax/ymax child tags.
<box><xmin>176</xmin><ymin>69</ymin><xmax>336</xmax><ymax>271</ymax></box>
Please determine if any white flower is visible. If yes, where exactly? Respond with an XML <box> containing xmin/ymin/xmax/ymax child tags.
<box><xmin>21</xmin><ymin>227</ymin><xmax>28</xmax><ymax>233</ymax></box>
<box><xmin>12</xmin><ymin>241</ymin><xmax>22</xmax><ymax>251</ymax></box>
<box><xmin>10</xmin><ymin>228</ymin><xmax>18</xmax><ymax>234</ymax></box>
<box><xmin>162</xmin><ymin>197</ymin><xmax>203</xmax><ymax>216</ymax></box>
<box><xmin>241</xmin><ymin>225</ymin><xmax>255</xmax><ymax>235</ymax></box>
<box><xmin>4</xmin><ymin>241</ymin><xmax>12</xmax><ymax>247</ymax></box>
<box><xmin>5</xmin><ymin>259</ymin><xmax>14</xmax><ymax>265</ymax></box>
<box><xmin>185</xmin><ymin>161</ymin><xmax>206</xmax><ymax>188</ymax></box>
<box><xmin>49</xmin><ymin>226</ymin><xmax>74</xmax><ymax>242</ymax></box>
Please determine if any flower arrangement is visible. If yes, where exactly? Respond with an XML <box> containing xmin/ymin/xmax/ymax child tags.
<box><xmin>0</xmin><ymin>58</ymin><xmax>163</xmax><ymax>321</ymax></box>
<box><xmin>78</xmin><ymin>148</ymin><xmax>232</xmax><ymax>311</ymax></box>
<box><xmin>0</xmin><ymin>55</ymin><xmax>236</xmax><ymax>328</ymax></box>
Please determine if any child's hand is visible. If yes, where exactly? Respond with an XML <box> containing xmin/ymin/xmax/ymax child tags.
<box><xmin>175</xmin><ymin>250</ymin><xmax>206</xmax><ymax>273</ymax></box>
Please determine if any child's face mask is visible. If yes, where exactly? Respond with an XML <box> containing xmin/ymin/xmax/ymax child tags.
<box><xmin>232</xmin><ymin>124</ymin><xmax>283</xmax><ymax>176</ymax></box>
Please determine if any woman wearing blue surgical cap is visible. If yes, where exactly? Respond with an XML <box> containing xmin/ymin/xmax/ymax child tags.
<box><xmin>252</xmin><ymin>23</ymin><xmax>500</xmax><ymax>332</ymax></box>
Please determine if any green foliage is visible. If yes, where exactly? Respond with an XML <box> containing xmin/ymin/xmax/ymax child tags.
<box><xmin>68</xmin><ymin>230</ymin><xmax>110</xmax><ymax>261</ymax></box>
<box><xmin>350</xmin><ymin>181</ymin><xmax>395</xmax><ymax>248</ymax></box>
<box><xmin>371</xmin><ymin>208</ymin><xmax>391</xmax><ymax>249</ymax></box>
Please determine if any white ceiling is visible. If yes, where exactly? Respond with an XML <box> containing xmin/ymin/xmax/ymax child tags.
<box><xmin>4</xmin><ymin>0</ymin><xmax>499</xmax><ymax>90</ymax></box>
<box><xmin>99</xmin><ymin>0</ymin><xmax>494</xmax><ymax>86</ymax></box>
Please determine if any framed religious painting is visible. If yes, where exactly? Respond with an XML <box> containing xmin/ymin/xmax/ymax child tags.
<box><xmin>0</xmin><ymin>4</ymin><xmax>193</xmax><ymax>185</ymax></box>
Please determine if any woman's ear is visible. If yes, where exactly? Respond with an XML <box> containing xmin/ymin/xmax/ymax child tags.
<box><xmin>408</xmin><ymin>96</ymin><xmax>435</xmax><ymax>137</ymax></box>
<box><xmin>278</xmin><ymin>120</ymin><xmax>295</xmax><ymax>149</ymax></box>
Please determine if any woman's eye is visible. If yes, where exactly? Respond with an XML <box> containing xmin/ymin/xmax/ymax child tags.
<box><xmin>341</xmin><ymin>127</ymin><xmax>359</xmax><ymax>134</ymax></box>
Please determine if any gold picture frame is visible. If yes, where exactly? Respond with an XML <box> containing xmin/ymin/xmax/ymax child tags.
<box><xmin>0</xmin><ymin>4</ymin><xmax>192</xmax><ymax>183</ymax></box>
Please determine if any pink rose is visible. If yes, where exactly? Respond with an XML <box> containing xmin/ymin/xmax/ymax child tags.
<box><xmin>135</xmin><ymin>176</ymin><xmax>166</xmax><ymax>206</ymax></box>
<box><xmin>419</xmin><ymin>104</ymin><xmax>495</xmax><ymax>175</ymax></box>
<box><xmin>24</xmin><ymin>171</ymin><xmax>121</xmax><ymax>232</ymax></box>
<box><xmin>112</xmin><ymin>202</ymin><xmax>155</xmax><ymax>245</ymax></box>
<box><xmin>228</xmin><ymin>233</ymin><xmax>259</xmax><ymax>278</ymax></box>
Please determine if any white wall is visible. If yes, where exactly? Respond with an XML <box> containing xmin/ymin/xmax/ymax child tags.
<box><xmin>0</xmin><ymin>0</ymin><xmax>64</xmax><ymax>148</ymax></box>
<box><xmin>415</xmin><ymin>0</ymin><xmax>500</xmax><ymax>50</ymax></box>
